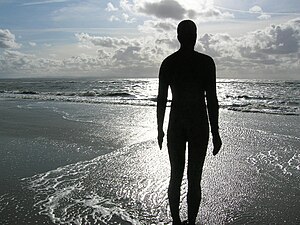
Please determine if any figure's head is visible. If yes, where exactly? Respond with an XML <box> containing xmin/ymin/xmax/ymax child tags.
<box><xmin>177</xmin><ymin>20</ymin><xmax>197</xmax><ymax>48</ymax></box>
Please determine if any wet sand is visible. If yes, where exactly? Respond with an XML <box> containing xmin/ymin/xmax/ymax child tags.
<box><xmin>0</xmin><ymin>99</ymin><xmax>299</xmax><ymax>224</ymax></box>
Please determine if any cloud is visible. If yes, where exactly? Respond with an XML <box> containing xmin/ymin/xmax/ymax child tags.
<box><xmin>196</xmin><ymin>18</ymin><xmax>300</xmax><ymax>75</ymax></box>
<box><xmin>139</xmin><ymin>0</ymin><xmax>234</xmax><ymax>21</ymax></box>
<box><xmin>75</xmin><ymin>33</ymin><xmax>131</xmax><ymax>48</ymax></box>
<box><xmin>73</xmin><ymin>17</ymin><xmax>291</xmax><ymax>76</ymax></box>
<box><xmin>1</xmin><ymin>18</ymin><xmax>299</xmax><ymax>78</ymax></box>
<box><xmin>138</xmin><ymin>20</ymin><xmax>177</xmax><ymax>33</ymax></box>
<box><xmin>0</xmin><ymin>49</ymin><xmax>111</xmax><ymax>76</ymax></box>
<box><xmin>76</xmin><ymin>31</ymin><xmax>168</xmax><ymax>62</ymax></box>
<box><xmin>49</xmin><ymin>0</ymin><xmax>233</xmax><ymax>27</ymax></box>
<box><xmin>68</xmin><ymin>18</ymin><xmax>300</xmax><ymax>77</ymax></box>
<box><xmin>242</xmin><ymin>18</ymin><xmax>300</xmax><ymax>55</ymax></box>
<box><xmin>74</xmin><ymin>31</ymin><xmax>174</xmax><ymax>75</ymax></box>
<box><xmin>249</xmin><ymin>5</ymin><xmax>271</xmax><ymax>20</ymax></box>
<box><xmin>113</xmin><ymin>46</ymin><xmax>142</xmax><ymax>62</ymax></box>
<box><xmin>258</xmin><ymin>14</ymin><xmax>271</xmax><ymax>20</ymax></box>
<box><xmin>249</xmin><ymin>5</ymin><xmax>263</xmax><ymax>14</ymax></box>
<box><xmin>122</xmin><ymin>0</ymin><xmax>234</xmax><ymax>22</ymax></box>
<box><xmin>105</xmin><ymin>2</ymin><xmax>118</xmax><ymax>12</ymax></box>
<box><xmin>197</xmin><ymin>7</ymin><xmax>234</xmax><ymax>21</ymax></box>
<box><xmin>0</xmin><ymin>50</ymin><xmax>64</xmax><ymax>74</ymax></box>
<box><xmin>122</xmin><ymin>13</ymin><xmax>136</xmax><ymax>23</ymax></box>
<box><xmin>0</xmin><ymin>29</ymin><xmax>21</xmax><ymax>49</ymax></box>
<box><xmin>29</xmin><ymin>42</ymin><xmax>37</xmax><ymax>47</ymax></box>
<box><xmin>22</xmin><ymin>0</ymin><xmax>69</xmax><ymax>6</ymax></box>
<box><xmin>199</xmin><ymin>18</ymin><xmax>300</xmax><ymax>57</ymax></box>
<box><xmin>139</xmin><ymin>0</ymin><xmax>186</xmax><ymax>20</ymax></box>
<box><xmin>119</xmin><ymin>0</ymin><xmax>131</xmax><ymax>11</ymax></box>
<box><xmin>109</xmin><ymin>15</ymin><xmax>120</xmax><ymax>22</ymax></box>
<box><xmin>0</xmin><ymin>50</ymin><xmax>34</xmax><ymax>74</ymax></box>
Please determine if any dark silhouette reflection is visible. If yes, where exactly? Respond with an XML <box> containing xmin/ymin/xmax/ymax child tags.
<box><xmin>157</xmin><ymin>20</ymin><xmax>222</xmax><ymax>225</ymax></box>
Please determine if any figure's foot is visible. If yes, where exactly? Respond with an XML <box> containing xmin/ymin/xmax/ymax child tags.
<box><xmin>171</xmin><ymin>219</ymin><xmax>190</xmax><ymax>225</ymax></box>
<box><xmin>183</xmin><ymin>220</ymin><xmax>199</xmax><ymax>225</ymax></box>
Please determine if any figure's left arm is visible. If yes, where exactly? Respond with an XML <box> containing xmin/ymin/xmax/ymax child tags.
<box><xmin>206</xmin><ymin>57</ymin><xmax>222</xmax><ymax>155</ymax></box>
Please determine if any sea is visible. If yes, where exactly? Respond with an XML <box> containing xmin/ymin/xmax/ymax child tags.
<box><xmin>0</xmin><ymin>78</ymin><xmax>299</xmax><ymax>225</ymax></box>
<box><xmin>0</xmin><ymin>78</ymin><xmax>299</xmax><ymax>116</ymax></box>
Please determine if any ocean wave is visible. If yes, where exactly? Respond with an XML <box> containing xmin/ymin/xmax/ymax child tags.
<box><xmin>79</xmin><ymin>91</ymin><xmax>98</xmax><ymax>97</ymax></box>
<box><xmin>226</xmin><ymin>105</ymin><xmax>299</xmax><ymax>116</ymax></box>
<box><xmin>17</xmin><ymin>90</ymin><xmax>39</xmax><ymax>95</ymax></box>
<box><xmin>102</xmin><ymin>92</ymin><xmax>136</xmax><ymax>97</ymax></box>
<box><xmin>226</xmin><ymin>95</ymin><xmax>272</xmax><ymax>100</ymax></box>
<box><xmin>0</xmin><ymin>79</ymin><xmax>299</xmax><ymax>116</ymax></box>
<box><xmin>55</xmin><ymin>91</ymin><xmax>136</xmax><ymax>98</ymax></box>
<box><xmin>0</xmin><ymin>92</ymin><xmax>298</xmax><ymax>115</ymax></box>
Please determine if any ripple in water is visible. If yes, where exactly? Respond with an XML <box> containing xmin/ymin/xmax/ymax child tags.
<box><xmin>22</xmin><ymin>140</ymin><xmax>172</xmax><ymax>225</ymax></box>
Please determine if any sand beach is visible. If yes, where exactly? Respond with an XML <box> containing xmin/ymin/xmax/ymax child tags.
<box><xmin>0</xmin><ymin>98</ymin><xmax>299</xmax><ymax>224</ymax></box>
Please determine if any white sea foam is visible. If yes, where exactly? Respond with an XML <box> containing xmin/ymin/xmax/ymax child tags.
<box><xmin>246</xmin><ymin>132</ymin><xmax>300</xmax><ymax>189</ymax></box>
<box><xmin>22</xmin><ymin>140</ymin><xmax>172</xmax><ymax>225</ymax></box>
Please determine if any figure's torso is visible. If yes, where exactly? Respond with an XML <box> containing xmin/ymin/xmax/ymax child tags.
<box><xmin>164</xmin><ymin>50</ymin><xmax>212</xmax><ymax>123</ymax></box>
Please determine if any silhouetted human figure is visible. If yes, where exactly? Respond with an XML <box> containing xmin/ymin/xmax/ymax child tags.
<box><xmin>157</xmin><ymin>20</ymin><xmax>222</xmax><ymax>225</ymax></box>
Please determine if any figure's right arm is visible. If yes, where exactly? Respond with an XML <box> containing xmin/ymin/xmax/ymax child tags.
<box><xmin>157</xmin><ymin>60</ymin><xmax>168</xmax><ymax>149</ymax></box>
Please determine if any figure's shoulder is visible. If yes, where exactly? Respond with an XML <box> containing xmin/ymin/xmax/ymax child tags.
<box><xmin>194</xmin><ymin>51</ymin><xmax>215</xmax><ymax>64</ymax></box>
<box><xmin>162</xmin><ymin>51</ymin><xmax>180</xmax><ymax>65</ymax></box>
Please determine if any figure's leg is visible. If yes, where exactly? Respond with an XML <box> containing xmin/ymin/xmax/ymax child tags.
<box><xmin>167</xmin><ymin>128</ymin><xmax>186</xmax><ymax>225</ymax></box>
<box><xmin>187</xmin><ymin>137</ymin><xmax>208</xmax><ymax>225</ymax></box>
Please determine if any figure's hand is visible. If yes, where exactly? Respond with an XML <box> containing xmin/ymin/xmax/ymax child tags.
<box><xmin>157</xmin><ymin>130</ymin><xmax>165</xmax><ymax>150</ymax></box>
<box><xmin>212</xmin><ymin>133</ymin><xmax>222</xmax><ymax>156</ymax></box>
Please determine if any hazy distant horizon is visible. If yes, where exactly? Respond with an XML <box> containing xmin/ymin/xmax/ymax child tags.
<box><xmin>0</xmin><ymin>73</ymin><xmax>299</xmax><ymax>80</ymax></box>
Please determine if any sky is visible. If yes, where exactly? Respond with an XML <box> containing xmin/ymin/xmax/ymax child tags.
<box><xmin>0</xmin><ymin>0</ymin><xmax>299</xmax><ymax>79</ymax></box>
